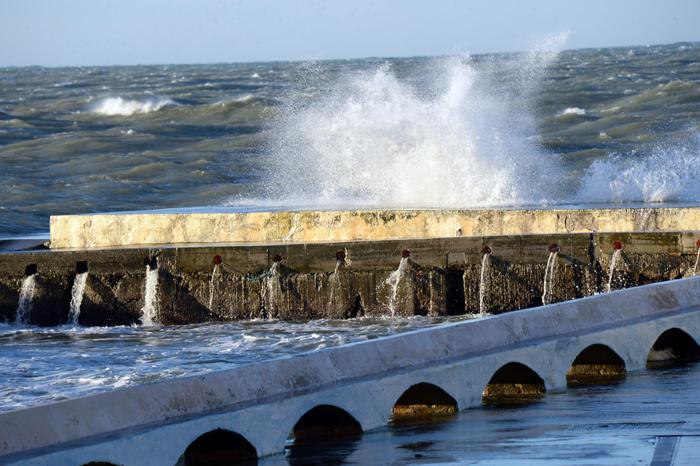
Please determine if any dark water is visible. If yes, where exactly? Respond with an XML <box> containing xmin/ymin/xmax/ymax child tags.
<box><xmin>1</xmin><ymin>41</ymin><xmax>699</xmax><ymax>236</ymax></box>
<box><xmin>276</xmin><ymin>362</ymin><xmax>700</xmax><ymax>465</ymax></box>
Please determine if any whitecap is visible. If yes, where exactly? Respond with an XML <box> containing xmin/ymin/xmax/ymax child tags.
<box><xmin>558</xmin><ymin>107</ymin><xmax>586</xmax><ymax>117</ymax></box>
<box><xmin>90</xmin><ymin>96</ymin><xmax>175</xmax><ymax>116</ymax></box>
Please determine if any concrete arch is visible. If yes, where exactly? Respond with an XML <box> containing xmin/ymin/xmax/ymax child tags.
<box><xmin>647</xmin><ymin>327</ymin><xmax>700</xmax><ymax>367</ymax></box>
<box><xmin>289</xmin><ymin>404</ymin><xmax>362</xmax><ymax>444</ymax></box>
<box><xmin>177</xmin><ymin>428</ymin><xmax>257</xmax><ymax>466</ymax></box>
<box><xmin>567</xmin><ymin>343</ymin><xmax>626</xmax><ymax>386</ymax></box>
<box><xmin>482</xmin><ymin>361</ymin><xmax>546</xmax><ymax>405</ymax></box>
<box><xmin>391</xmin><ymin>382</ymin><xmax>458</xmax><ymax>421</ymax></box>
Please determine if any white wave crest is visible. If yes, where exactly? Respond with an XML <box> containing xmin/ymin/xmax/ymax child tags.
<box><xmin>266</xmin><ymin>33</ymin><xmax>569</xmax><ymax>208</ymax></box>
<box><xmin>558</xmin><ymin>107</ymin><xmax>586</xmax><ymax>116</ymax></box>
<box><xmin>91</xmin><ymin>96</ymin><xmax>175</xmax><ymax>116</ymax></box>
<box><xmin>578</xmin><ymin>137</ymin><xmax>700</xmax><ymax>204</ymax></box>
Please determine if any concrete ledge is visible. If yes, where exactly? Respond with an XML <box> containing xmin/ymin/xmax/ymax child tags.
<box><xmin>49</xmin><ymin>206</ymin><xmax>700</xmax><ymax>249</ymax></box>
<box><xmin>2</xmin><ymin>277</ymin><xmax>700</xmax><ymax>462</ymax></box>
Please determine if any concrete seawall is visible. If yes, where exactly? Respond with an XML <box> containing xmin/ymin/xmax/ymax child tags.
<box><xmin>49</xmin><ymin>206</ymin><xmax>700</xmax><ymax>249</ymax></box>
<box><xmin>1</xmin><ymin>231</ymin><xmax>699</xmax><ymax>325</ymax></box>
<box><xmin>2</xmin><ymin>276</ymin><xmax>700</xmax><ymax>465</ymax></box>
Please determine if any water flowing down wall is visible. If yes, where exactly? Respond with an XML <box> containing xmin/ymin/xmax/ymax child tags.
<box><xmin>0</xmin><ymin>231</ymin><xmax>698</xmax><ymax>326</ymax></box>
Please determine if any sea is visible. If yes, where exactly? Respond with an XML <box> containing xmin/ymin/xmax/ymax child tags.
<box><xmin>1</xmin><ymin>40</ymin><xmax>700</xmax><ymax>464</ymax></box>
<box><xmin>1</xmin><ymin>40</ymin><xmax>699</xmax><ymax>236</ymax></box>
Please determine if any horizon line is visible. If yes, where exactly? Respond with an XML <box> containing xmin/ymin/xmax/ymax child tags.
<box><xmin>1</xmin><ymin>40</ymin><xmax>697</xmax><ymax>70</ymax></box>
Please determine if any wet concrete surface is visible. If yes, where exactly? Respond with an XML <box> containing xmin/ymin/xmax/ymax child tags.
<box><xmin>275</xmin><ymin>361</ymin><xmax>700</xmax><ymax>465</ymax></box>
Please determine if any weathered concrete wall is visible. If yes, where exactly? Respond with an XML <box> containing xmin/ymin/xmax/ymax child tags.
<box><xmin>1</xmin><ymin>232</ymin><xmax>698</xmax><ymax>325</ymax></box>
<box><xmin>50</xmin><ymin>206</ymin><xmax>700</xmax><ymax>249</ymax></box>
<box><xmin>2</xmin><ymin>277</ymin><xmax>700</xmax><ymax>465</ymax></box>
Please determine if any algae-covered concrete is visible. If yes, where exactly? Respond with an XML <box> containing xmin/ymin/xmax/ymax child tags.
<box><xmin>1</xmin><ymin>231</ymin><xmax>699</xmax><ymax>326</ymax></box>
<box><xmin>49</xmin><ymin>206</ymin><xmax>700</xmax><ymax>249</ymax></box>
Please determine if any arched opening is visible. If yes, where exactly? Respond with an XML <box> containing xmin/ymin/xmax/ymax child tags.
<box><xmin>647</xmin><ymin>328</ymin><xmax>700</xmax><ymax>368</ymax></box>
<box><xmin>391</xmin><ymin>382</ymin><xmax>458</xmax><ymax>421</ymax></box>
<box><xmin>286</xmin><ymin>405</ymin><xmax>362</xmax><ymax>464</ymax></box>
<box><xmin>291</xmin><ymin>405</ymin><xmax>362</xmax><ymax>443</ymax></box>
<box><xmin>482</xmin><ymin>362</ymin><xmax>546</xmax><ymax>405</ymax></box>
<box><xmin>567</xmin><ymin>344</ymin><xmax>626</xmax><ymax>386</ymax></box>
<box><xmin>180</xmin><ymin>429</ymin><xmax>257</xmax><ymax>466</ymax></box>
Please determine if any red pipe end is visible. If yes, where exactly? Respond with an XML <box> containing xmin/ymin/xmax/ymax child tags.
<box><xmin>481</xmin><ymin>245</ymin><xmax>492</xmax><ymax>255</ymax></box>
<box><xmin>213</xmin><ymin>255</ymin><xmax>223</xmax><ymax>265</ymax></box>
<box><xmin>335</xmin><ymin>250</ymin><xmax>346</xmax><ymax>261</ymax></box>
<box><xmin>613</xmin><ymin>241</ymin><xmax>623</xmax><ymax>251</ymax></box>
<box><xmin>272</xmin><ymin>254</ymin><xmax>283</xmax><ymax>263</ymax></box>
<box><xmin>401</xmin><ymin>249</ymin><xmax>411</xmax><ymax>258</ymax></box>
<box><xmin>696</xmin><ymin>239</ymin><xmax>700</xmax><ymax>249</ymax></box>
<box><xmin>549</xmin><ymin>243</ymin><xmax>560</xmax><ymax>253</ymax></box>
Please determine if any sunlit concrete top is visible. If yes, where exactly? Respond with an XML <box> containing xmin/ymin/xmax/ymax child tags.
<box><xmin>49</xmin><ymin>206</ymin><xmax>700</xmax><ymax>249</ymax></box>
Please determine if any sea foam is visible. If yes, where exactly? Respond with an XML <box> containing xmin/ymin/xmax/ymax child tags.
<box><xmin>91</xmin><ymin>96</ymin><xmax>175</xmax><ymax>116</ymax></box>
<box><xmin>578</xmin><ymin>136</ymin><xmax>700</xmax><ymax>204</ymax></box>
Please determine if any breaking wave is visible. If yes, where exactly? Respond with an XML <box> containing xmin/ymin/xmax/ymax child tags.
<box><xmin>90</xmin><ymin>96</ymin><xmax>175</xmax><ymax>116</ymax></box>
<box><xmin>559</xmin><ymin>107</ymin><xmax>586</xmax><ymax>116</ymax></box>
<box><xmin>261</xmin><ymin>34</ymin><xmax>700</xmax><ymax>209</ymax></box>
<box><xmin>267</xmin><ymin>33</ymin><xmax>570</xmax><ymax>208</ymax></box>
<box><xmin>578</xmin><ymin>135</ymin><xmax>700</xmax><ymax>204</ymax></box>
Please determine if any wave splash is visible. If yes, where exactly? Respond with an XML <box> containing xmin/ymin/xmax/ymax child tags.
<box><xmin>266</xmin><ymin>34</ymin><xmax>570</xmax><ymax>208</ymax></box>
<box><xmin>263</xmin><ymin>38</ymin><xmax>700</xmax><ymax>209</ymax></box>
<box><xmin>579</xmin><ymin>136</ymin><xmax>700</xmax><ymax>204</ymax></box>
<box><xmin>90</xmin><ymin>96</ymin><xmax>175</xmax><ymax>116</ymax></box>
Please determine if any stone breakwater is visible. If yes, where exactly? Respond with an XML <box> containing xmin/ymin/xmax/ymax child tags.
<box><xmin>1</xmin><ymin>231</ymin><xmax>698</xmax><ymax>326</ymax></box>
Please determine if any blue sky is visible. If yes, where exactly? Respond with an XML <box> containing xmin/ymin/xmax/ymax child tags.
<box><xmin>1</xmin><ymin>0</ymin><xmax>699</xmax><ymax>67</ymax></box>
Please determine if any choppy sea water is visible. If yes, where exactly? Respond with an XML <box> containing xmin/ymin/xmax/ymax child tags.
<box><xmin>0</xmin><ymin>315</ymin><xmax>474</xmax><ymax>412</ymax></box>
<box><xmin>1</xmin><ymin>41</ymin><xmax>699</xmax><ymax>236</ymax></box>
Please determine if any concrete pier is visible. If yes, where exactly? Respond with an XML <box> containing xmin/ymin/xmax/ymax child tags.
<box><xmin>2</xmin><ymin>276</ymin><xmax>700</xmax><ymax>465</ymax></box>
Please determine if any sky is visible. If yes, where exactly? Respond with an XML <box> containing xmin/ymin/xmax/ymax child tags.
<box><xmin>1</xmin><ymin>0</ymin><xmax>699</xmax><ymax>67</ymax></box>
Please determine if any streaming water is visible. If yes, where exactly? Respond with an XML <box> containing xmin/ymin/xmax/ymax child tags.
<box><xmin>327</xmin><ymin>259</ymin><xmax>347</xmax><ymax>310</ymax></box>
<box><xmin>694</xmin><ymin>248</ymin><xmax>700</xmax><ymax>276</ymax></box>
<box><xmin>385</xmin><ymin>257</ymin><xmax>410</xmax><ymax>317</ymax></box>
<box><xmin>541</xmin><ymin>251</ymin><xmax>558</xmax><ymax>305</ymax></box>
<box><xmin>68</xmin><ymin>272</ymin><xmax>88</xmax><ymax>325</ymax></box>
<box><xmin>141</xmin><ymin>265</ymin><xmax>159</xmax><ymax>326</ymax></box>
<box><xmin>479</xmin><ymin>253</ymin><xmax>491</xmax><ymax>315</ymax></box>
<box><xmin>208</xmin><ymin>264</ymin><xmax>219</xmax><ymax>309</ymax></box>
<box><xmin>606</xmin><ymin>249</ymin><xmax>623</xmax><ymax>293</ymax></box>
<box><xmin>15</xmin><ymin>275</ymin><xmax>36</xmax><ymax>325</ymax></box>
<box><xmin>262</xmin><ymin>261</ymin><xmax>284</xmax><ymax>319</ymax></box>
